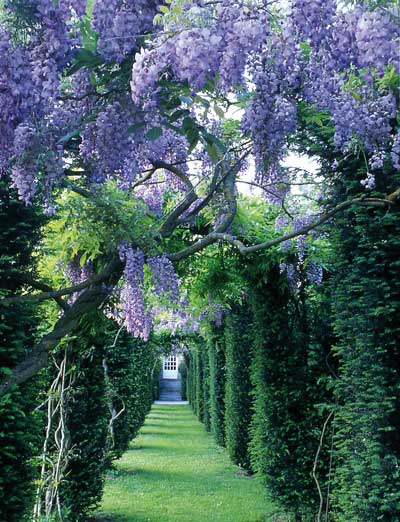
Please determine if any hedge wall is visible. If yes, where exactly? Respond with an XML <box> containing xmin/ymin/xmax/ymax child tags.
<box><xmin>207</xmin><ymin>324</ymin><xmax>226</xmax><ymax>447</ymax></box>
<box><xmin>106</xmin><ymin>328</ymin><xmax>158</xmax><ymax>458</ymax></box>
<box><xmin>200</xmin><ymin>343</ymin><xmax>211</xmax><ymax>431</ymax></box>
<box><xmin>328</xmin><ymin>165</ymin><xmax>400</xmax><ymax>520</ymax></box>
<box><xmin>0</xmin><ymin>182</ymin><xmax>45</xmax><ymax>522</ymax></box>
<box><xmin>60</xmin><ymin>337</ymin><xmax>109</xmax><ymax>521</ymax></box>
<box><xmin>249</xmin><ymin>263</ymin><xmax>332</xmax><ymax>520</ymax></box>
<box><xmin>224</xmin><ymin>302</ymin><xmax>254</xmax><ymax>470</ymax></box>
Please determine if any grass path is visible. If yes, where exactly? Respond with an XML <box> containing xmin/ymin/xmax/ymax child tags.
<box><xmin>98</xmin><ymin>404</ymin><xmax>279</xmax><ymax>522</ymax></box>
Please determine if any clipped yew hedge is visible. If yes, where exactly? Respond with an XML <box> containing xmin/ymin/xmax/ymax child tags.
<box><xmin>328</xmin><ymin>163</ymin><xmax>400</xmax><ymax>521</ymax></box>
<box><xmin>249</xmin><ymin>263</ymin><xmax>332</xmax><ymax>520</ymax></box>
<box><xmin>207</xmin><ymin>324</ymin><xmax>226</xmax><ymax>446</ymax></box>
<box><xmin>0</xmin><ymin>182</ymin><xmax>46</xmax><ymax>522</ymax></box>
<box><xmin>224</xmin><ymin>302</ymin><xmax>254</xmax><ymax>470</ymax></box>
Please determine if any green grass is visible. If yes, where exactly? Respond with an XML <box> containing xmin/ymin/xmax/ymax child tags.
<box><xmin>98</xmin><ymin>404</ymin><xmax>280</xmax><ymax>522</ymax></box>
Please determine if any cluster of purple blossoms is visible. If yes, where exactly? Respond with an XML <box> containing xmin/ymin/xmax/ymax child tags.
<box><xmin>360</xmin><ymin>172</ymin><xmax>376</xmax><ymax>190</ymax></box>
<box><xmin>148</xmin><ymin>255</ymin><xmax>179</xmax><ymax>302</ymax></box>
<box><xmin>79</xmin><ymin>94</ymin><xmax>189</xmax><ymax>192</ymax></box>
<box><xmin>369</xmin><ymin>151</ymin><xmax>386</xmax><ymax>172</ymax></box>
<box><xmin>135</xmin><ymin>183</ymin><xmax>164</xmax><ymax>216</ymax></box>
<box><xmin>305</xmin><ymin>262</ymin><xmax>323</xmax><ymax>285</ymax></box>
<box><xmin>280</xmin><ymin>259</ymin><xmax>323</xmax><ymax>290</ymax></box>
<box><xmin>0</xmin><ymin>29</ymin><xmax>39</xmax><ymax>175</ymax></box>
<box><xmin>118</xmin><ymin>244</ymin><xmax>145</xmax><ymax>287</ymax></box>
<box><xmin>391</xmin><ymin>132</ymin><xmax>400</xmax><ymax>171</ymax></box>
<box><xmin>80</xmin><ymin>101</ymin><xmax>139</xmax><ymax>185</ymax></box>
<box><xmin>280</xmin><ymin>262</ymin><xmax>301</xmax><ymax>292</ymax></box>
<box><xmin>118</xmin><ymin>244</ymin><xmax>151</xmax><ymax>340</ymax></box>
<box><xmin>92</xmin><ymin>0</ymin><xmax>159</xmax><ymax>63</ymax></box>
<box><xmin>10</xmin><ymin>124</ymin><xmax>39</xmax><ymax>205</ymax></box>
<box><xmin>0</xmin><ymin>1</ymin><xmax>87</xmax><ymax>206</ymax></box>
<box><xmin>291</xmin><ymin>0</ymin><xmax>336</xmax><ymax>48</ymax></box>
<box><xmin>63</xmin><ymin>257</ymin><xmax>93</xmax><ymax>303</ymax></box>
<box><xmin>11</xmin><ymin>105</ymin><xmax>81</xmax><ymax>209</ymax></box>
<box><xmin>119</xmin><ymin>284</ymin><xmax>152</xmax><ymax>341</ymax></box>
<box><xmin>131</xmin><ymin>0</ymin><xmax>269</xmax><ymax>105</ymax></box>
<box><xmin>243</xmin><ymin>70</ymin><xmax>297</xmax><ymax>197</ymax></box>
<box><xmin>332</xmin><ymin>91</ymin><xmax>397</xmax><ymax>155</ymax></box>
<box><xmin>200</xmin><ymin>303</ymin><xmax>227</xmax><ymax>327</ymax></box>
<box><xmin>242</xmin><ymin>0</ymin><xmax>399</xmax><ymax>192</ymax></box>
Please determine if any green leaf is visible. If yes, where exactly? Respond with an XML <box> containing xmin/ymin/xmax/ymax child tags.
<box><xmin>146</xmin><ymin>127</ymin><xmax>163</xmax><ymax>140</ymax></box>
<box><xmin>58</xmin><ymin>128</ymin><xmax>81</xmax><ymax>145</ymax></box>
<box><xmin>127</xmin><ymin>121</ymin><xmax>146</xmax><ymax>133</ymax></box>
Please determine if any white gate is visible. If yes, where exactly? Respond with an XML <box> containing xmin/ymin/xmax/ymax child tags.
<box><xmin>162</xmin><ymin>356</ymin><xmax>178</xmax><ymax>379</ymax></box>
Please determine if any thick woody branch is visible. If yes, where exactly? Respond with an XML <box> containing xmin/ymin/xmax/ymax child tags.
<box><xmin>169</xmin><ymin>195</ymin><xmax>396</xmax><ymax>261</ymax></box>
<box><xmin>159</xmin><ymin>188</ymin><xmax>199</xmax><ymax>237</ymax></box>
<box><xmin>164</xmin><ymin>151</ymin><xmax>248</xmax><ymax>235</ymax></box>
<box><xmin>0</xmin><ymin>257</ymin><xmax>124</xmax><ymax>396</ymax></box>
<box><xmin>61</xmin><ymin>180</ymin><xmax>92</xmax><ymax>198</ymax></box>
<box><xmin>0</xmin><ymin>269</ymin><xmax>118</xmax><ymax>307</ymax></box>
<box><xmin>151</xmin><ymin>160</ymin><xmax>194</xmax><ymax>192</ymax></box>
<box><xmin>169</xmin><ymin>168</ymin><xmax>238</xmax><ymax>262</ymax></box>
<box><xmin>1</xmin><ymin>272</ymin><xmax>69</xmax><ymax>311</ymax></box>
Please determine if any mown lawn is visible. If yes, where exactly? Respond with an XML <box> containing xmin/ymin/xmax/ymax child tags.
<box><xmin>97</xmin><ymin>404</ymin><xmax>280</xmax><ymax>522</ymax></box>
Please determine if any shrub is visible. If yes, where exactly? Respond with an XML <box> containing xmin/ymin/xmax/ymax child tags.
<box><xmin>249</xmin><ymin>263</ymin><xmax>332</xmax><ymax>520</ymax></box>
<box><xmin>328</xmin><ymin>168</ymin><xmax>400</xmax><ymax>520</ymax></box>
<box><xmin>224</xmin><ymin>302</ymin><xmax>254</xmax><ymax>470</ymax></box>
<box><xmin>207</xmin><ymin>324</ymin><xmax>226</xmax><ymax>446</ymax></box>
<box><xmin>0</xmin><ymin>181</ymin><xmax>45</xmax><ymax>521</ymax></box>
<box><xmin>200</xmin><ymin>344</ymin><xmax>211</xmax><ymax>430</ymax></box>
<box><xmin>179</xmin><ymin>360</ymin><xmax>188</xmax><ymax>401</ymax></box>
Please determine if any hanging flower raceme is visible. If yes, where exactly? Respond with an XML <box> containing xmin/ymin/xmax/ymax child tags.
<box><xmin>148</xmin><ymin>254</ymin><xmax>179</xmax><ymax>302</ymax></box>
<box><xmin>118</xmin><ymin>244</ymin><xmax>151</xmax><ymax>340</ymax></box>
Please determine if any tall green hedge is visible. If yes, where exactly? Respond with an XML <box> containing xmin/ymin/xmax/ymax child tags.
<box><xmin>249</xmin><ymin>264</ymin><xmax>332</xmax><ymax>520</ymax></box>
<box><xmin>48</xmin><ymin>314</ymin><xmax>158</xmax><ymax>521</ymax></box>
<box><xmin>104</xmin><ymin>324</ymin><xmax>158</xmax><ymax>460</ymax></box>
<box><xmin>0</xmin><ymin>181</ymin><xmax>45</xmax><ymax>522</ymax></box>
<box><xmin>178</xmin><ymin>359</ymin><xmax>188</xmax><ymax>401</ymax></box>
<box><xmin>328</xmin><ymin>166</ymin><xmax>400</xmax><ymax>520</ymax></box>
<box><xmin>224</xmin><ymin>302</ymin><xmax>254</xmax><ymax>470</ymax></box>
<box><xmin>200</xmin><ymin>343</ymin><xmax>211</xmax><ymax>431</ymax></box>
<box><xmin>60</xmin><ymin>337</ymin><xmax>109</xmax><ymax>521</ymax></box>
<box><xmin>207</xmin><ymin>324</ymin><xmax>226</xmax><ymax>446</ymax></box>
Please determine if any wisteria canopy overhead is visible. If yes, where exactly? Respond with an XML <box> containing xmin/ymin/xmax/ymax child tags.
<box><xmin>0</xmin><ymin>0</ymin><xmax>399</xmax><ymax>391</ymax></box>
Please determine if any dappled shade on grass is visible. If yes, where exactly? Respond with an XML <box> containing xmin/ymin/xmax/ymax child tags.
<box><xmin>99</xmin><ymin>405</ymin><xmax>278</xmax><ymax>522</ymax></box>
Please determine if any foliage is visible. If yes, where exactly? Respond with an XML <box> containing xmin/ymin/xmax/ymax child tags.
<box><xmin>0</xmin><ymin>181</ymin><xmax>46</xmax><ymax>521</ymax></box>
<box><xmin>328</xmin><ymin>163</ymin><xmax>400</xmax><ymax>521</ymax></box>
<box><xmin>34</xmin><ymin>312</ymin><xmax>159</xmax><ymax>521</ymax></box>
<box><xmin>200</xmin><ymin>341</ymin><xmax>211</xmax><ymax>431</ymax></box>
<box><xmin>207</xmin><ymin>324</ymin><xmax>226</xmax><ymax>447</ymax></box>
<box><xmin>59</xmin><ymin>333</ymin><xmax>109</xmax><ymax>521</ymax></box>
<box><xmin>224</xmin><ymin>302</ymin><xmax>254</xmax><ymax>470</ymax></box>
<box><xmin>104</xmin><ymin>323</ymin><xmax>159</xmax><ymax>460</ymax></box>
<box><xmin>179</xmin><ymin>359</ymin><xmax>188</xmax><ymax>401</ymax></box>
<box><xmin>0</xmin><ymin>1</ymin><xmax>399</xmax><ymax>520</ymax></box>
<box><xmin>249</xmin><ymin>262</ymin><xmax>331</xmax><ymax>520</ymax></box>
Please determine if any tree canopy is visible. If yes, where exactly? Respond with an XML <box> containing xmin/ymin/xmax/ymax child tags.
<box><xmin>0</xmin><ymin>0</ymin><xmax>398</xmax><ymax>392</ymax></box>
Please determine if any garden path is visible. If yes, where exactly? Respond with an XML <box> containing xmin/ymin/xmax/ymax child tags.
<box><xmin>98</xmin><ymin>404</ymin><xmax>279</xmax><ymax>522</ymax></box>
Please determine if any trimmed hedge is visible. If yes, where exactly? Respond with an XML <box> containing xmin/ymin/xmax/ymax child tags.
<box><xmin>328</xmin><ymin>168</ymin><xmax>400</xmax><ymax>520</ymax></box>
<box><xmin>207</xmin><ymin>325</ymin><xmax>226</xmax><ymax>446</ymax></box>
<box><xmin>0</xmin><ymin>182</ymin><xmax>45</xmax><ymax>522</ymax></box>
<box><xmin>60</xmin><ymin>338</ymin><xmax>109</xmax><ymax>521</ymax></box>
<box><xmin>249</xmin><ymin>264</ymin><xmax>331</xmax><ymax>520</ymax></box>
<box><xmin>104</xmin><ymin>324</ymin><xmax>158</xmax><ymax>460</ymax></box>
<box><xmin>200</xmin><ymin>344</ymin><xmax>211</xmax><ymax>431</ymax></box>
<box><xmin>224</xmin><ymin>302</ymin><xmax>254</xmax><ymax>470</ymax></box>
<box><xmin>43</xmin><ymin>315</ymin><xmax>159</xmax><ymax>521</ymax></box>
<box><xmin>178</xmin><ymin>359</ymin><xmax>188</xmax><ymax>401</ymax></box>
